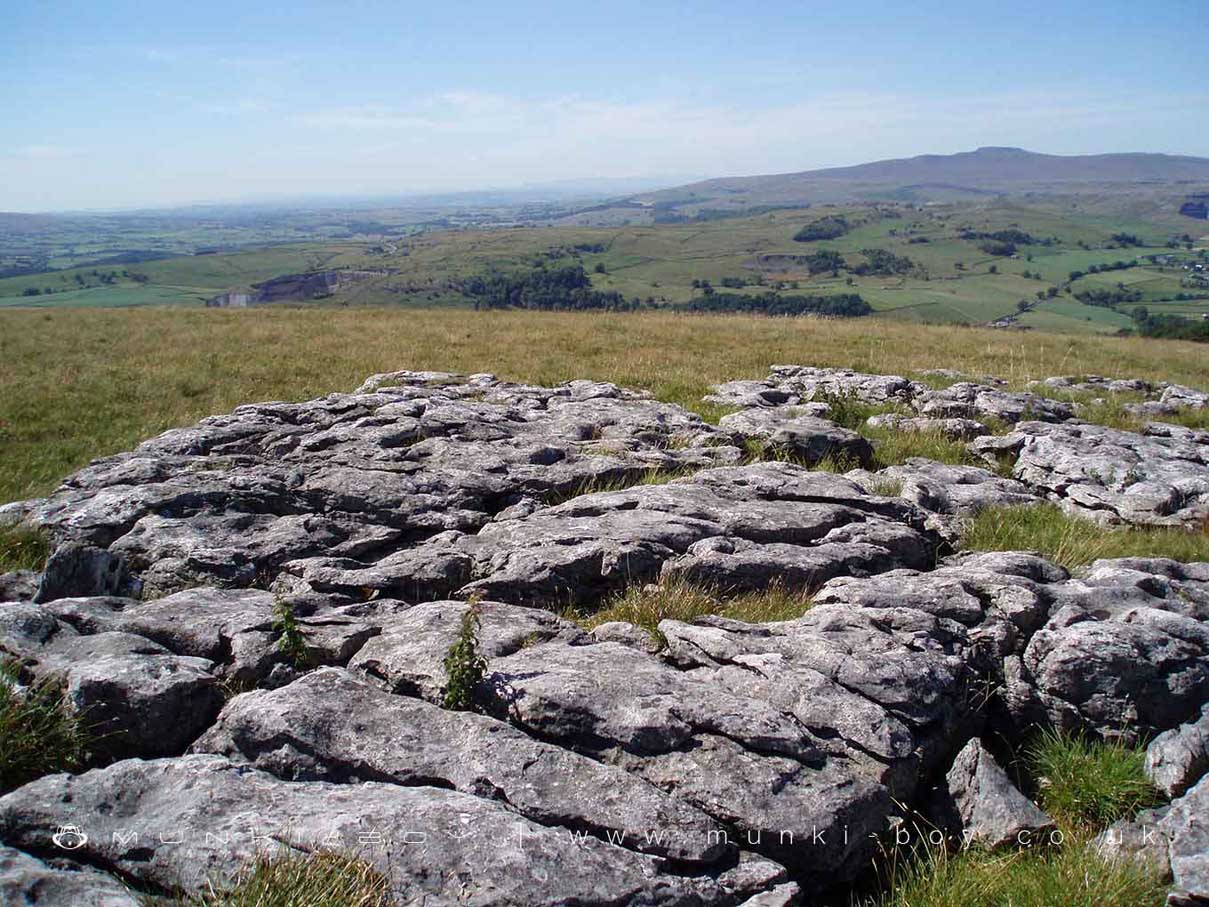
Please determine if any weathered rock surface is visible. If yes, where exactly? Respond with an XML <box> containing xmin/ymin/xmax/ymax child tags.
<box><xmin>864</xmin><ymin>413</ymin><xmax>989</xmax><ymax>441</ymax></box>
<box><xmin>1147</xmin><ymin>703</ymin><xmax>1209</xmax><ymax>799</ymax></box>
<box><xmin>1014</xmin><ymin>558</ymin><xmax>1209</xmax><ymax>741</ymax></box>
<box><xmin>4</xmin><ymin>366</ymin><xmax>1209</xmax><ymax>905</ymax></box>
<box><xmin>1163</xmin><ymin>775</ymin><xmax>1209</xmax><ymax>906</ymax></box>
<box><xmin>11</xmin><ymin>372</ymin><xmax>743</xmax><ymax>598</ymax></box>
<box><xmin>0</xmin><ymin>756</ymin><xmax>780</xmax><ymax>906</ymax></box>
<box><xmin>845</xmin><ymin>459</ymin><xmax>1039</xmax><ymax>537</ymax></box>
<box><xmin>283</xmin><ymin>463</ymin><xmax>941</xmax><ymax>605</ymax></box>
<box><xmin>972</xmin><ymin>420</ymin><xmax>1209</xmax><ymax>527</ymax></box>
<box><xmin>705</xmin><ymin>366</ymin><xmax>922</xmax><ymax>408</ymax></box>
<box><xmin>719</xmin><ymin>407</ymin><xmax>874</xmax><ymax>466</ymax></box>
<box><xmin>915</xmin><ymin>382</ymin><xmax>1074</xmax><ymax>424</ymax></box>
<box><xmin>194</xmin><ymin>667</ymin><xmax>730</xmax><ymax>865</ymax></box>
<box><xmin>929</xmin><ymin>738</ymin><xmax>1055</xmax><ymax>849</ymax></box>
<box><xmin>0</xmin><ymin>845</ymin><xmax>140</xmax><ymax>907</ymax></box>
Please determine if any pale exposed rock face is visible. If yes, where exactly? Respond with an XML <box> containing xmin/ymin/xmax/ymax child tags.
<box><xmin>973</xmin><ymin>420</ymin><xmax>1209</xmax><ymax>528</ymax></box>
<box><xmin>1147</xmin><ymin>704</ymin><xmax>1209</xmax><ymax>799</ymax></box>
<box><xmin>2</xmin><ymin>366</ymin><xmax>1209</xmax><ymax>904</ymax></box>
<box><xmin>929</xmin><ymin>739</ymin><xmax>1055</xmax><ymax>850</ymax></box>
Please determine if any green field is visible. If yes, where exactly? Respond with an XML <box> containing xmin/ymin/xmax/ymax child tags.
<box><xmin>2</xmin><ymin>200</ymin><xmax>1206</xmax><ymax>337</ymax></box>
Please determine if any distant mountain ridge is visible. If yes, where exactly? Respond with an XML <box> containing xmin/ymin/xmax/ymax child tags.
<box><xmin>637</xmin><ymin>147</ymin><xmax>1209</xmax><ymax>209</ymax></box>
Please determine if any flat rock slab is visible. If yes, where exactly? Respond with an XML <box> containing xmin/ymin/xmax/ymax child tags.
<box><xmin>11</xmin><ymin>371</ymin><xmax>742</xmax><ymax>598</ymax></box>
<box><xmin>194</xmin><ymin>667</ymin><xmax>730</xmax><ymax>865</ymax></box>
<box><xmin>282</xmin><ymin>462</ymin><xmax>940</xmax><ymax>606</ymax></box>
<box><xmin>0</xmin><ymin>755</ymin><xmax>785</xmax><ymax>906</ymax></box>
<box><xmin>706</xmin><ymin>366</ymin><xmax>923</xmax><ymax>408</ymax></box>
<box><xmin>973</xmin><ymin>420</ymin><xmax>1209</xmax><ymax>527</ymax></box>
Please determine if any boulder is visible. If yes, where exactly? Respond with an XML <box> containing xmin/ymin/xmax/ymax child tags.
<box><xmin>34</xmin><ymin>543</ymin><xmax>130</xmax><ymax>603</ymax></box>
<box><xmin>930</xmin><ymin>739</ymin><xmax>1055</xmax><ymax>850</ymax></box>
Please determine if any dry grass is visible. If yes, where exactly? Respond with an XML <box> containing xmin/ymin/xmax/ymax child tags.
<box><xmin>961</xmin><ymin>503</ymin><xmax>1209</xmax><ymax>569</ymax></box>
<box><xmin>170</xmin><ymin>851</ymin><xmax>391</xmax><ymax>907</ymax></box>
<box><xmin>4</xmin><ymin>307</ymin><xmax>1209</xmax><ymax>503</ymax></box>
<box><xmin>575</xmin><ymin>578</ymin><xmax>812</xmax><ymax>644</ymax></box>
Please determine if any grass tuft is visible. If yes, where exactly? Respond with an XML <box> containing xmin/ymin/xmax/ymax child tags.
<box><xmin>175</xmin><ymin>851</ymin><xmax>391</xmax><ymax>907</ymax></box>
<box><xmin>0</xmin><ymin>660</ymin><xmax>87</xmax><ymax>794</ymax></box>
<box><xmin>960</xmin><ymin>503</ymin><xmax>1209</xmax><ymax>569</ymax></box>
<box><xmin>0</xmin><ymin>525</ymin><xmax>50</xmax><ymax>573</ymax></box>
<box><xmin>1025</xmin><ymin>730</ymin><xmax>1162</xmax><ymax>832</ymax></box>
<box><xmin>863</xmin><ymin>835</ymin><xmax>1167</xmax><ymax>907</ymax></box>
<box><xmin>575</xmin><ymin>578</ymin><xmax>812</xmax><ymax>643</ymax></box>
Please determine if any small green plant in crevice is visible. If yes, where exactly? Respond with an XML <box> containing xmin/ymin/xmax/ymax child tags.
<box><xmin>960</xmin><ymin>502</ymin><xmax>1209</xmax><ymax>569</ymax></box>
<box><xmin>816</xmin><ymin>390</ymin><xmax>905</xmax><ymax>431</ymax></box>
<box><xmin>442</xmin><ymin>597</ymin><xmax>487</xmax><ymax>712</ymax></box>
<box><xmin>169</xmin><ymin>850</ymin><xmax>392</xmax><ymax>907</ymax></box>
<box><xmin>575</xmin><ymin>578</ymin><xmax>812</xmax><ymax>645</ymax></box>
<box><xmin>1025</xmin><ymin>729</ymin><xmax>1161</xmax><ymax>832</ymax></box>
<box><xmin>273</xmin><ymin>597</ymin><xmax>310</xmax><ymax>669</ymax></box>
<box><xmin>0</xmin><ymin>525</ymin><xmax>50</xmax><ymax>573</ymax></box>
<box><xmin>0</xmin><ymin>660</ymin><xmax>87</xmax><ymax>795</ymax></box>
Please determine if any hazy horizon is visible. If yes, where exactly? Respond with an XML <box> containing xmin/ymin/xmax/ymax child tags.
<box><xmin>4</xmin><ymin>0</ymin><xmax>1207</xmax><ymax>212</ymax></box>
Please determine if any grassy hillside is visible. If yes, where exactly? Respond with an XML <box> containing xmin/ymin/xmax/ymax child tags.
<box><xmin>3</xmin><ymin>199</ymin><xmax>1205</xmax><ymax>332</ymax></box>
<box><xmin>3</xmin><ymin>306</ymin><xmax>1209</xmax><ymax>504</ymax></box>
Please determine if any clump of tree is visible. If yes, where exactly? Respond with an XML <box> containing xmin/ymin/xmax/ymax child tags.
<box><xmin>852</xmin><ymin>248</ymin><xmax>914</xmax><ymax>276</ymax></box>
<box><xmin>1068</xmin><ymin>260</ymin><xmax>1137</xmax><ymax>281</ymax></box>
<box><xmin>1131</xmin><ymin>308</ymin><xmax>1209</xmax><ymax>342</ymax></box>
<box><xmin>805</xmin><ymin>249</ymin><xmax>846</xmax><ymax>275</ymax></box>
<box><xmin>793</xmin><ymin>215</ymin><xmax>850</xmax><ymax>242</ymax></box>
<box><xmin>681</xmin><ymin>292</ymin><xmax>871</xmax><ymax>318</ymax></box>
<box><xmin>1111</xmin><ymin>232</ymin><xmax>1142</xmax><ymax>247</ymax></box>
<box><xmin>463</xmin><ymin>264</ymin><xmax>642</xmax><ymax>311</ymax></box>
<box><xmin>978</xmin><ymin>239</ymin><xmax>1018</xmax><ymax>257</ymax></box>
<box><xmin>1074</xmin><ymin>287</ymin><xmax>1143</xmax><ymax>307</ymax></box>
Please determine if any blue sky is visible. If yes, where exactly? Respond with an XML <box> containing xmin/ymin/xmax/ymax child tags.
<box><xmin>2</xmin><ymin>0</ymin><xmax>1206</xmax><ymax>211</ymax></box>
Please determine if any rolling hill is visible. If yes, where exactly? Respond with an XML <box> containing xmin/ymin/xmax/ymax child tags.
<box><xmin>637</xmin><ymin>147</ymin><xmax>1209</xmax><ymax>209</ymax></box>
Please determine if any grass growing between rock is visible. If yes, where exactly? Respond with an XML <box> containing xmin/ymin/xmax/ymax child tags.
<box><xmin>864</xmin><ymin>732</ymin><xmax>1166</xmax><ymax>907</ymax></box>
<box><xmin>1026</xmin><ymin>730</ymin><xmax>1162</xmax><ymax>832</ymax></box>
<box><xmin>0</xmin><ymin>525</ymin><xmax>50</xmax><ymax>573</ymax></box>
<box><xmin>0</xmin><ymin>661</ymin><xmax>86</xmax><ymax>794</ymax></box>
<box><xmin>864</xmin><ymin>837</ymin><xmax>1168</xmax><ymax>907</ymax></box>
<box><xmin>960</xmin><ymin>503</ymin><xmax>1209</xmax><ymax>569</ymax></box>
<box><xmin>577</xmin><ymin>579</ymin><xmax>812</xmax><ymax>642</ymax></box>
<box><xmin>171</xmin><ymin>851</ymin><xmax>391</xmax><ymax>907</ymax></box>
<box><xmin>544</xmin><ymin>467</ymin><xmax>689</xmax><ymax>505</ymax></box>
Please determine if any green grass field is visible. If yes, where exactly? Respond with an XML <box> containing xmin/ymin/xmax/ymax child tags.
<box><xmin>3</xmin><ymin>200</ymin><xmax>1204</xmax><ymax>337</ymax></box>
